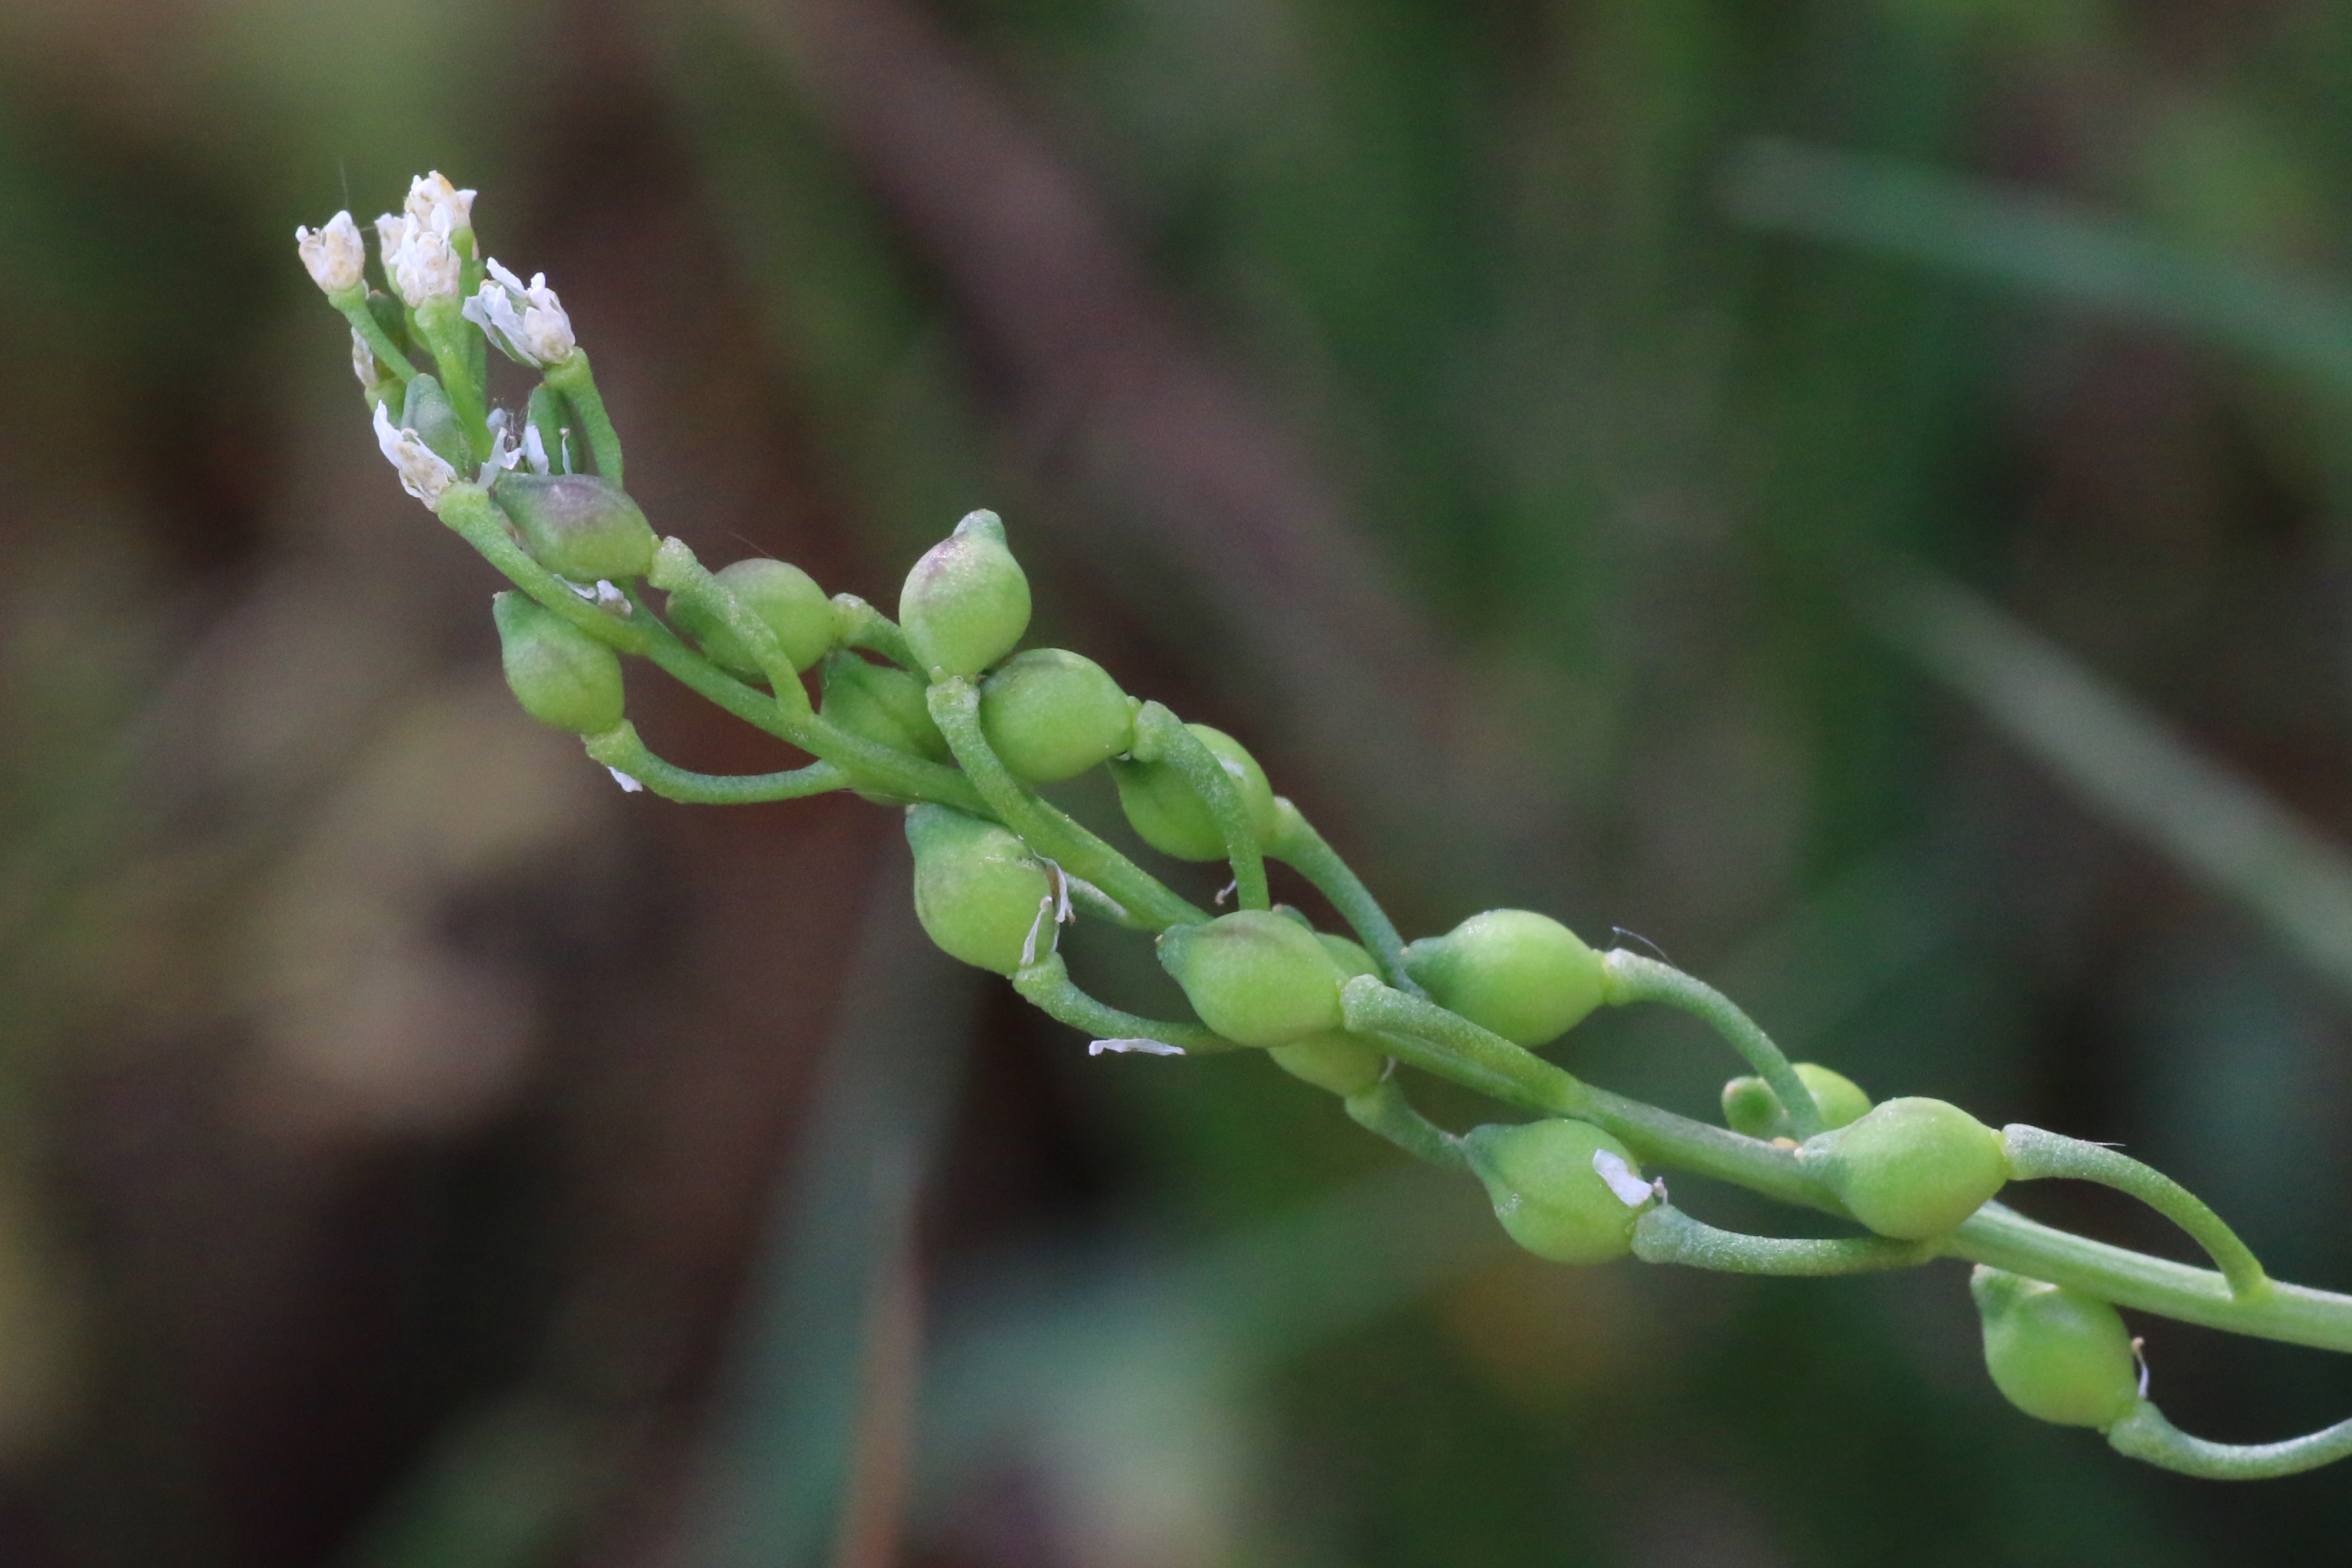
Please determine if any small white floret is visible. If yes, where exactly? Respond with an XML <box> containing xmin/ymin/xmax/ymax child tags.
<box><xmin>295</xmin><ymin>211</ymin><xmax>366</xmax><ymax>295</ymax></box>
<box><xmin>350</xmin><ymin>327</ymin><xmax>385</xmax><ymax>390</ymax></box>
<box><xmin>403</xmin><ymin>171</ymin><xmax>476</xmax><ymax>233</ymax></box>
<box><xmin>607</xmin><ymin>768</ymin><xmax>644</xmax><ymax>793</ymax></box>
<box><xmin>464</xmin><ymin>257</ymin><xmax>577</xmax><ymax>368</ymax></box>
<box><xmin>371</xmin><ymin>402</ymin><xmax>457</xmax><ymax>503</ymax></box>
<box><xmin>1592</xmin><ymin>1148</ymin><xmax>1654</xmax><ymax>1208</ymax></box>
<box><xmin>387</xmin><ymin>216</ymin><xmax>461</xmax><ymax>308</ymax></box>
<box><xmin>1088</xmin><ymin>1039</ymin><xmax>1185</xmax><ymax>1057</ymax></box>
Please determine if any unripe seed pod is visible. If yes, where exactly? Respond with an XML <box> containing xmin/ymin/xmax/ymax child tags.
<box><xmin>1462</xmin><ymin>1119</ymin><xmax>1646</xmax><ymax>1265</ymax></box>
<box><xmin>1971</xmin><ymin>1266</ymin><xmax>2139</xmax><ymax>1429</ymax></box>
<box><xmin>670</xmin><ymin>558</ymin><xmax>835</xmax><ymax>677</ymax></box>
<box><xmin>1800</xmin><ymin>1097</ymin><xmax>2009</xmax><ymax>1240</ymax></box>
<box><xmin>494</xmin><ymin>473</ymin><xmax>658</xmax><ymax>583</ymax></box>
<box><xmin>900</xmin><ymin>509</ymin><xmax>1031</xmax><ymax>679</ymax></box>
<box><xmin>819</xmin><ymin>651</ymin><xmax>952</xmax><ymax>763</ymax></box>
<box><xmin>1110</xmin><ymin>725</ymin><xmax>1278</xmax><ymax>861</ymax></box>
<box><xmin>400</xmin><ymin>373</ymin><xmax>469</xmax><ymax>471</ymax></box>
<box><xmin>979</xmin><ymin>649</ymin><xmax>1135</xmax><ymax>782</ymax></box>
<box><xmin>907</xmin><ymin>805</ymin><xmax>1052</xmax><ymax>976</ymax></box>
<box><xmin>1157</xmin><ymin>910</ymin><xmax>1348</xmax><ymax>1047</ymax></box>
<box><xmin>1268</xmin><ymin>935</ymin><xmax>1389</xmax><ymax>1095</ymax></box>
<box><xmin>1722</xmin><ymin>1062</ymin><xmax>1873</xmax><ymax>1139</ymax></box>
<box><xmin>1401</xmin><ymin>910</ymin><xmax>1605</xmax><ymax>1047</ymax></box>
<box><xmin>492</xmin><ymin>591</ymin><xmax>624</xmax><ymax>735</ymax></box>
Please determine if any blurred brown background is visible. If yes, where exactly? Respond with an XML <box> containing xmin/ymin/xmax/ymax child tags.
<box><xmin>4</xmin><ymin>0</ymin><xmax>2352</xmax><ymax>1563</ymax></box>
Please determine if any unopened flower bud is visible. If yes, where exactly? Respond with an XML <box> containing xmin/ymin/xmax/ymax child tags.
<box><xmin>1267</xmin><ymin>935</ymin><xmax>1390</xmax><ymax>1095</ymax></box>
<box><xmin>403</xmin><ymin>171</ymin><xmax>475</xmax><ymax>235</ymax></box>
<box><xmin>295</xmin><ymin>211</ymin><xmax>365</xmax><ymax>295</ymax></box>
<box><xmin>819</xmin><ymin>652</ymin><xmax>952</xmax><ymax>765</ymax></box>
<box><xmin>1110</xmin><ymin>725</ymin><xmax>1277</xmax><ymax>861</ymax></box>
<box><xmin>670</xmin><ymin>558</ymin><xmax>835</xmax><ymax>677</ymax></box>
<box><xmin>899</xmin><ymin>510</ymin><xmax>1030</xmax><ymax>679</ymax></box>
<box><xmin>383</xmin><ymin>211</ymin><xmax>461</xmax><ymax>308</ymax></box>
<box><xmin>1722</xmin><ymin>1063</ymin><xmax>1872</xmax><ymax>1140</ymax></box>
<box><xmin>907</xmin><ymin>805</ymin><xmax>1054</xmax><ymax>975</ymax></box>
<box><xmin>1799</xmin><ymin>1097</ymin><xmax>2009</xmax><ymax>1240</ymax></box>
<box><xmin>977</xmin><ymin>649</ymin><xmax>1135</xmax><ymax>783</ymax></box>
<box><xmin>1462</xmin><ymin>1119</ymin><xmax>1647</xmax><ymax>1265</ymax></box>
<box><xmin>1157</xmin><ymin>910</ymin><xmax>1348</xmax><ymax>1047</ymax></box>
<box><xmin>492</xmin><ymin>592</ymin><xmax>625</xmax><ymax>735</ymax></box>
<box><xmin>464</xmin><ymin>259</ymin><xmax>577</xmax><ymax>368</ymax></box>
<box><xmin>492</xmin><ymin>473</ymin><xmax>657</xmax><ymax>583</ymax></box>
<box><xmin>1971</xmin><ymin>1267</ymin><xmax>2139</xmax><ymax>1429</ymax></box>
<box><xmin>1401</xmin><ymin>909</ymin><xmax>1605</xmax><ymax>1047</ymax></box>
<box><xmin>371</xmin><ymin>402</ymin><xmax>457</xmax><ymax>503</ymax></box>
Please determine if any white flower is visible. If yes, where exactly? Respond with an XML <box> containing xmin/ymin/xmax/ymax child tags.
<box><xmin>372</xmin><ymin>402</ymin><xmax>457</xmax><ymax>503</ymax></box>
<box><xmin>375</xmin><ymin>211</ymin><xmax>408</xmax><ymax>261</ymax></box>
<box><xmin>1591</xmin><ymin>1148</ymin><xmax>1655</xmax><ymax>1209</ymax></box>
<box><xmin>350</xmin><ymin>327</ymin><xmax>386</xmax><ymax>390</ymax></box>
<box><xmin>385</xmin><ymin>215</ymin><xmax>462</xmax><ymax>308</ymax></box>
<box><xmin>294</xmin><ymin>211</ymin><xmax>365</xmax><ymax>295</ymax></box>
<box><xmin>403</xmin><ymin>171</ymin><xmax>475</xmax><ymax>234</ymax></box>
<box><xmin>462</xmin><ymin>257</ymin><xmax>576</xmax><ymax>367</ymax></box>
<box><xmin>478</xmin><ymin>408</ymin><xmax>524</xmax><ymax>486</ymax></box>
<box><xmin>521</xmin><ymin>422</ymin><xmax>552</xmax><ymax>474</ymax></box>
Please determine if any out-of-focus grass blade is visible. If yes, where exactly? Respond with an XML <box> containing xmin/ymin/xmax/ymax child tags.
<box><xmin>685</xmin><ymin>841</ymin><xmax>977</xmax><ymax>1568</ymax></box>
<box><xmin>1723</xmin><ymin>137</ymin><xmax>2352</xmax><ymax>391</ymax></box>
<box><xmin>1868</xmin><ymin>562</ymin><xmax>2352</xmax><ymax>1001</ymax></box>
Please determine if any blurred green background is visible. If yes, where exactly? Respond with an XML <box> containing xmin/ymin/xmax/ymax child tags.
<box><xmin>4</xmin><ymin>0</ymin><xmax>2352</xmax><ymax>1563</ymax></box>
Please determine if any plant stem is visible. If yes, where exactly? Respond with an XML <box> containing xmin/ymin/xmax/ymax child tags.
<box><xmin>1634</xmin><ymin>1205</ymin><xmax>1933</xmax><ymax>1275</ymax></box>
<box><xmin>1342</xmin><ymin>1077</ymin><xmax>1467</xmax><ymax>1172</ymax></box>
<box><xmin>1131</xmin><ymin>703</ymin><xmax>1269</xmax><ymax>910</ymax></box>
<box><xmin>1601</xmin><ymin>950</ymin><xmax>1824</xmax><ymax>1139</ymax></box>
<box><xmin>1011</xmin><ymin>954</ymin><xmax>1232</xmax><ymax>1055</ymax></box>
<box><xmin>2001</xmin><ymin>1125</ymin><xmax>2268</xmax><ymax>1299</ymax></box>
<box><xmin>547</xmin><ymin>351</ymin><xmax>623</xmax><ymax>484</ymax></box>
<box><xmin>333</xmin><ymin>289</ymin><xmax>418</xmax><ymax>382</ymax></box>
<box><xmin>584</xmin><ymin>723</ymin><xmax>847</xmax><ymax>804</ymax></box>
<box><xmin>830</xmin><ymin>595</ymin><xmax>918</xmax><ymax>670</ymax></box>
<box><xmin>928</xmin><ymin>679</ymin><xmax>1204</xmax><ymax>930</ymax></box>
<box><xmin>2107</xmin><ymin>1399</ymin><xmax>2352</xmax><ymax>1479</ymax></box>
<box><xmin>1267</xmin><ymin>799</ymin><xmax>1421</xmax><ymax>994</ymax></box>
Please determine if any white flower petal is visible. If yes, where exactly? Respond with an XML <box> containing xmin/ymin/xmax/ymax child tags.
<box><xmin>607</xmin><ymin>768</ymin><xmax>644</xmax><ymax>793</ymax></box>
<box><xmin>371</xmin><ymin>402</ymin><xmax>456</xmax><ymax>504</ymax></box>
<box><xmin>294</xmin><ymin>211</ymin><xmax>365</xmax><ymax>294</ymax></box>
<box><xmin>1592</xmin><ymin>1149</ymin><xmax>1654</xmax><ymax>1208</ymax></box>
<box><xmin>1088</xmin><ymin>1039</ymin><xmax>1185</xmax><ymax>1057</ymax></box>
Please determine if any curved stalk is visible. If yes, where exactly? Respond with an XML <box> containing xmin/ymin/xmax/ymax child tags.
<box><xmin>2001</xmin><ymin>1125</ymin><xmax>2269</xmax><ymax>1300</ymax></box>
<box><xmin>2107</xmin><ymin>1400</ymin><xmax>2352</xmax><ymax>1479</ymax></box>
<box><xmin>1601</xmin><ymin>950</ymin><xmax>1824</xmax><ymax>1140</ymax></box>
<box><xmin>1131</xmin><ymin>703</ymin><xmax>1269</xmax><ymax>910</ymax></box>
<box><xmin>1633</xmin><ymin>1205</ymin><xmax>1934</xmax><ymax>1275</ymax></box>
<box><xmin>1266</xmin><ymin>799</ymin><xmax>1421</xmax><ymax>994</ymax></box>
<box><xmin>1343</xmin><ymin>1077</ymin><xmax>1467</xmax><ymax>1172</ymax></box>
<box><xmin>583</xmin><ymin>723</ymin><xmax>846</xmax><ymax>805</ymax></box>
<box><xmin>1011</xmin><ymin>953</ymin><xmax>1233</xmax><ymax>1055</ymax></box>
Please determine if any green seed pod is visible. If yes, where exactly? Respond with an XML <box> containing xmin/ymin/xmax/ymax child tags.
<box><xmin>1462</xmin><ymin>1119</ymin><xmax>1646</xmax><ymax>1265</ymax></box>
<box><xmin>1110</xmin><ymin>725</ymin><xmax>1278</xmax><ymax>861</ymax></box>
<box><xmin>1971</xmin><ymin>1266</ymin><xmax>2140</xmax><ymax>1429</ymax></box>
<box><xmin>492</xmin><ymin>591</ymin><xmax>624</xmax><ymax>735</ymax></box>
<box><xmin>1800</xmin><ymin>1097</ymin><xmax>2010</xmax><ymax>1240</ymax></box>
<box><xmin>1157</xmin><ymin>910</ymin><xmax>1348</xmax><ymax>1047</ymax></box>
<box><xmin>1400</xmin><ymin>910</ymin><xmax>1605</xmax><ymax>1047</ymax></box>
<box><xmin>494</xmin><ymin>473</ymin><xmax>658</xmax><ymax>583</ymax></box>
<box><xmin>669</xmin><ymin>558</ymin><xmax>836</xmax><ymax>677</ymax></box>
<box><xmin>907</xmin><ymin>805</ymin><xmax>1053</xmax><ymax>976</ymax></box>
<box><xmin>1268</xmin><ymin>935</ymin><xmax>1389</xmax><ymax>1095</ymax></box>
<box><xmin>900</xmin><ymin>509</ymin><xmax>1031</xmax><ymax>679</ymax></box>
<box><xmin>400</xmin><ymin>373</ymin><xmax>469</xmax><ymax>471</ymax></box>
<box><xmin>978</xmin><ymin>649</ymin><xmax>1135</xmax><ymax>782</ymax></box>
<box><xmin>1721</xmin><ymin>1062</ymin><xmax>1873</xmax><ymax>1140</ymax></box>
<box><xmin>819</xmin><ymin>651</ymin><xmax>952</xmax><ymax>763</ymax></box>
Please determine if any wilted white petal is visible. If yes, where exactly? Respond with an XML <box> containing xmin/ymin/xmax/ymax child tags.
<box><xmin>350</xmin><ymin>327</ymin><xmax>385</xmax><ymax>389</ymax></box>
<box><xmin>517</xmin><ymin>273</ymin><xmax>575</xmax><ymax>365</ymax></box>
<box><xmin>1088</xmin><ymin>1039</ymin><xmax>1185</xmax><ymax>1057</ymax></box>
<box><xmin>466</xmin><ymin>259</ymin><xmax>575</xmax><ymax>367</ymax></box>
<box><xmin>521</xmin><ymin>423</ymin><xmax>551</xmax><ymax>475</ymax></box>
<box><xmin>607</xmin><ymin>768</ymin><xmax>644</xmax><ymax>793</ymax></box>
<box><xmin>374</xmin><ymin>212</ymin><xmax>408</xmax><ymax>264</ymax></box>
<box><xmin>371</xmin><ymin>401</ymin><xmax>456</xmax><ymax>503</ymax></box>
<box><xmin>295</xmin><ymin>211</ymin><xmax>365</xmax><ymax>294</ymax></box>
<box><xmin>1592</xmin><ymin>1149</ymin><xmax>1654</xmax><ymax>1208</ymax></box>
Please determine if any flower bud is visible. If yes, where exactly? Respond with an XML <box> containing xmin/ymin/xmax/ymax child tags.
<box><xmin>907</xmin><ymin>805</ymin><xmax>1053</xmax><ymax>975</ymax></box>
<box><xmin>1157</xmin><ymin>910</ymin><xmax>1348</xmax><ymax>1047</ymax></box>
<box><xmin>295</xmin><ymin>211</ymin><xmax>365</xmax><ymax>295</ymax></box>
<box><xmin>1799</xmin><ymin>1097</ymin><xmax>2009</xmax><ymax>1240</ymax></box>
<box><xmin>978</xmin><ymin>649</ymin><xmax>1135</xmax><ymax>782</ymax></box>
<box><xmin>820</xmin><ymin>652</ymin><xmax>952</xmax><ymax>763</ymax></box>
<box><xmin>399</xmin><ymin>373</ymin><xmax>470</xmax><ymax>472</ymax></box>
<box><xmin>492</xmin><ymin>473</ymin><xmax>657</xmax><ymax>583</ymax></box>
<box><xmin>669</xmin><ymin>559</ymin><xmax>836</xmax><ymax>677</ymax></box>
<box><xmin>1110</xmin><ymin>725</ymin><xmax>1278</xmax><ymax>861</ymax></box>
<box><xmin>899</xmin><ymin>510</ymin><xmax>1031</xmax><ymax>679</ymax></box>
<box><xmin>464</xmin><ymin>259</ymin><xmax>577</xmax><ymax>369</ymax></box>
<box><xmin>1462</xmin><ymin>1119</ymin><xmax>1647</xmax><ymax>1265</ymax></box>
<box><xmin>1400</xmin><ymin>910</ymin><xmax>1605</xmax><ymax>1047</ymax></box>
<box><xmin>1721</xmin><ymin>1062</ymin><xmax>1873</xmax><ymax>1140</ymax></box>
<box><xmin>1268</xmin><ymin>935</ymin><xmax>1389</xmax><ymax>1095</ymax></box>
<box><xmin>492</xmin><ymin>592</ymin><xmax>624</xmax><ymax>735</ymax></box>
<box><xmin>379</xmin><ymin>208</ymin><xmax>461</xmax><ymax>308</ymax></box>
<box><xmin>1971</xmin><ymin>1267</ymin><xmax>2139</xmax><ymax>1429</ymax></box>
